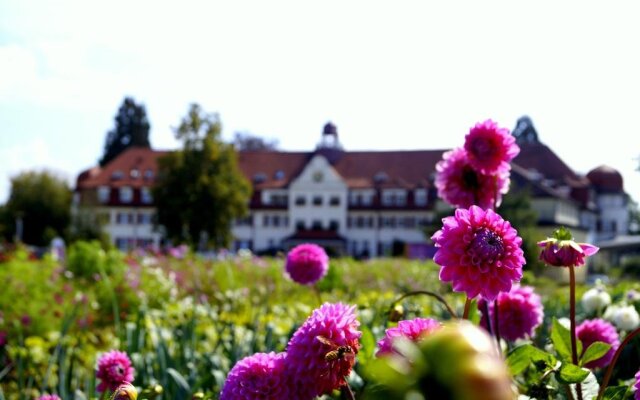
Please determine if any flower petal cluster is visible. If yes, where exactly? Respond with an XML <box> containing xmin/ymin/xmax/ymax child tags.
<box><xmin>286</xmin><ymin>302</ymin><xmax>361</xmax><ymax>398</ymax></box>
<box><xmin>611</xmin><ymin>305</ymin><xmax>640</xmax><ymax>331</ymax></box>
<box><xmin>581</xmin><ymin>287</ymin><xmax>611</xmax><ymax>314</ymax></box>
<box><xmin>435</xmin><ymin>147</ymin><xmax>509</xmax><ymax>209</ymax></box>
<box><xmin>38</xmin><ymin>396</ymin><xmax>62</xmax><ymax>400</ymax></box>
<box><xmin>432</xmin><ymin>206</ymin><xmax>525</xmax><ymax>300</ymax></box>
<box><xmin>479</xmin><ymin>285</ymin><xmax>544</xmax><ymax>341</ymax></box>
<box><xmin>537</xmin><ymin>227</ymin><xmax>598</xmax><ymax>268</ymax></box>
<box><xmin>576</xmin><ymin>318</ymin><xmax>620</xmax><ymax>369</ymax></box>
<box><xmin>376</xmin><ymin>318</ymin><xmax>441</xmax><ymax>356</ymax></box>
<box><xmin>96</xmin><ymin>350</ymin><xmax>135</xmax><ymax>393</ymax></box>
<box><xmin>464</xmin><ymin>119</ymin><xmax>519</xmax><ymax>175</ymax></box>
<box><xmin>220</xmin><ymin>352</ymin><xmax>289</xmax><ymax>400</ymax></box>
<box><xmin>112</xmin><ymin>383</ymin><xmax>138</xmax><ymax>400</ymax></box>
<box><xmin>285</xmin><ymin>243</ymin><xmax>329</xmax><ymax>285</ymax></box>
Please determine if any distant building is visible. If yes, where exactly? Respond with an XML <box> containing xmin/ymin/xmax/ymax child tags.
<box><xmin>74</xmin><ymin>117</ymin><xmax>634</xmax><ymax>258</ymax></box>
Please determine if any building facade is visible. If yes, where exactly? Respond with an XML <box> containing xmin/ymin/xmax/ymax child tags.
<box><xmin>74</xmin><ymin>118</ymin><xmax>633</xmax><ymax>257</ymax></box>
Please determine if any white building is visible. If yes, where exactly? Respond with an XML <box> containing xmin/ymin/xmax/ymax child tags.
<box><xmin>74</xmin><ymin>118</ymin><xmax>633</xmax><ymax>257</ymax></box>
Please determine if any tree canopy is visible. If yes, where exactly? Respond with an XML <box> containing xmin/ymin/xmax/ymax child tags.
<box><xmin>233</xmin><ymin>132</ymin><xmax>278</xmax><ymax>152</ymax></box>
<box><xmin>99</xmin><ymin>97</ymin><xmax>151</xmax><ymax>166</ymax></box>
<box><xmin>3</xmin><ymin>170</ymin><xmax>72</xmax><ymax>246</ymax></box>
<box><xmin>153</xmin><ymin>104</ymin><xmax>251</xmax><ymax>249</ymax></box>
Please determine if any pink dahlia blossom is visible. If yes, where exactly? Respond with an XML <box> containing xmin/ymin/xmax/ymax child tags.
<box><xmin>285</xmin><ymin>243</ymin><xmax>329</xmax><ymax>285</ymax></box>
<box><xmin>478</xmin><ymin>285</ymin><xmax>544</xmax><ymax>341</ymax></box>
<box><xmin>435</xmin><ymin>147</ymin><xmax>510</xmax><ymax>209</ymax></box>
<box><xmin>576</xmin><ymin>318</ymin><xmax>620</xmax><ymax>369</ymax></box>
<box><xmin>464</xmin><ymin>119</ymin><xmax>519</xmax><ymax>175</ymax></box>
<box><xmin>538</xmin><ymin>227</ymin><xmax>599</xmax><ymax>268</ymax></box>
<box><xmin>220</xmin><ymin>352</ymin><xmax>289</xmax><ymax>400</ymax></box>
<box><xmin>96</xmin><ymin>350</ymin><xmax>135</xmax><ymax>392</ymax></box>
<box><xmin>286</xmin><ymin>302</ymin><xmax>361</xmax><ymax>398</ymax></box>
<box><xmin>634</xmin><ymin>370</ymin><xmax>640</xmax><ymax>400</ymax></box>
<box><xmin>376</xmin><ymin>318</ymin><xmax>442</xmax><ymax>356</ymax></box>
<box><xmin>38</xmin><ymin>396</ymin><xmax>62</xmax><ymax>400</ymax></box>
<box><xmin>432</xmin><ymin>206</ymin><xmax>525</xmax><ymax>301</ymax></box>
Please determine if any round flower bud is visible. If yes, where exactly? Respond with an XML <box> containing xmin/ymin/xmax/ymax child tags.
<box><xmin>284</xmin><ymin>243</ymin><xmax>329</xmax><ymax>285</ymax></box>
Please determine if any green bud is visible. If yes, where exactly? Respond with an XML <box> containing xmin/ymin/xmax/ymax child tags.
<box><xmin>389</xmin><ymin>304</ymin><xmax>405</xmax><ymax>322</ymax></box>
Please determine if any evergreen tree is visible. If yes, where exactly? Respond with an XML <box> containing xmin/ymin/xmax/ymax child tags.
<box><xmin>4</xmin><ymin>171</ymin><xmax>72</xmax><ymax>245</ymax></box>
<box><xmin>99</xmin><ymin>97</ymin><xmax>151</xmax><ymax>166</ymax></box>
<box><xmin>153</xmin><ymin>104</ymin><xmax>251</xmax><ymax>249</ymax></box>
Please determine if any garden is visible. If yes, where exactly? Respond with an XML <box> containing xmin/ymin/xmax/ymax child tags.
<box><xmin>1</xmin><ymin>120</ymin><xmax>639</xmax><ymax>399</ymax></box>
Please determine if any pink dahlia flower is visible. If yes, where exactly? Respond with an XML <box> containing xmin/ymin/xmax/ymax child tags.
<box><xmin>634</xmin><ymin>370</ymin><xmax>640</xmax><ymax>400</ymax></box>
<box><xmin>478</xmin><ymin>285</ymin><xmax>544</xmax><ymax>341</ymax></box>
<box><xmin>96</xmin><ymin>350</ymin><xmax>135</xmax><ymax>392</ymax></box>
<box><xmin>435</xmin><ymin>147</ymin><xmax>509</xmax><ymax>209</ymax></box>
<box><xmin>464</xmin><ymin>119</ymin><xmax>519</xmax><ymax>175</ymax></box>
<box><xmin>285</xmin><ymin>243</ymin><xmax>329</xmax><ymax>285</ymax></box>
<box><xmin>538</xmin><ymin>227</ymin><xmax>599</xmax><ymax>268</ymax></box>
<box><xmin>432</xmin><ymin>206</ymin><xmax>525</xmax><ymax>301</ymax></box>
<box><xmin>286</xmin><ymin>302</ymin><xmax>361</xmax><ymax>398</ymax></box>
<box><xmin>38</xmin><ymin>396</ymin><xmax>62</xmax><ymax>400</ymax></box>
<box><xmin>220</xmin><ymin>352</ymin><xmax>289</xmax><ymax>400</ymax></box>
<box><xmin>576</xmin><ymin>318</ymin><xmax>620</xmax><ymax>369</ymax></box>
<box><xmin>376</xmin><ymin>318</ymin><xmax>442</xmax><ymax>356</ymax></box>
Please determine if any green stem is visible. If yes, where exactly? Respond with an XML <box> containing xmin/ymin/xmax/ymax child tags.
<box><xmin>569</xmin><ymin>266</ymin><xmax>583</xmax><ymax>400</ymax></box>
<box><xmin>341</xmin><ymin>382</ymin><xmax>356</xmax><ymax>400</ymax></box>
<box><xmin>389</xmin><ymin>290</ymin><xmax>458</xmax><ymax>319</ymax></box>
<box><xmin>493</xmin><ymin>298</ymin><xmax>502</xmax><ymax>354</ymax></box>
<box><xmin>462</xmin><ymin>297</ymin><xmax>472</xmax><ymax>320</ymax></box>
<box><xmin>596</xmin><ymin>326</ymin><xmax>640</xmax><ymax>400</ymax></box>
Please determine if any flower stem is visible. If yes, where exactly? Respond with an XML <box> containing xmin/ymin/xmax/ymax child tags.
<box><xmin>341</xmin><ymin>381</ymin><xmax>356</xmax><ymax>400</ymax></box>
<box><xmin>463</xmin><ymin>297</ymin><xmax>472</xmax><ymax>320</ymax></box>
<box><xmin>569</xmin><ymin>266</ymin><xmax>583</xmax><ymax>400</ymax></box>
<box><xmin>389</xmin><ymin>290</ymin><xmax>458</xmax><ymax>319</ymax></box>
<box><xmin>493</xmin><ymin>298</ymin><xmax>502</xmax><ymax>353</ymax></box>
<box><xmin>596</xmin><ymin>326</ymin><xmax>640</xmax><ymax>400</ymax></box>
<box><xmin>313</xmin><ymin>285</ymin><xmax>323</xmax><ymax>307</ymax></box>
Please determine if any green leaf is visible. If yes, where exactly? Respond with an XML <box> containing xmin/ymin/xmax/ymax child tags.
<box><xmin>580</xmin><ymin>341</ymin><xmax>611</xmax><ymax>367</ymax></box>
<box><xmin>358</xmin><ymin>325</ymin><xmax>376</xmax><ymax>367</ymax></box>
<box><xmin>551</xmin><ymin>318</ymin><xmax>573</xmax><ymax>360</ymax></box>
<box><xmin>602</xmin><ymin>386</ymin><xmax>628</xmax><ymax>400</ymax></box>
<box><xmin>506</xmin><ymin>344</ymin><xmax>557</xmax><ymax>375</ymax></box>
<box><xmin>557</xmin><ymin>362</ymin><xmax>589</xmax><ymax>384</ymax></box>
<box><xmin>167</xmin><ymin>368</ymin><xmax>191</xmax><ymax>393</ymax></box>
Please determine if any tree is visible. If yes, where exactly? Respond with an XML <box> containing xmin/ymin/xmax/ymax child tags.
<box><xmin>153</xmin><ymin>104</ymin><xmax>251</xmax><ymax>249</ymax></box>
<box><xmin>233</xmin><ymin>132</ymin><xmax>278</xmax><ymax>151</ymax></box>
<box><xmin>4</xmin><ymin>171</ymin><xmax>72</xmax><ymax>246</ymax></box>
<box><xmin>99</xmin><ymin>97</ymin><xmax>151</xmax><ymax>166</ymax></box>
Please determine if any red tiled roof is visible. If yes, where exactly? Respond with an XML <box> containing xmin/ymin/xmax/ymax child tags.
<box><xmin>76</xmin><ymin>147</ymin><xmax>169</xmax><ymax>189</ymax></box>
<box><xmin>513</xmin><ymin>143</ymin><xmax>590</xmax><ymax>188</ymax></box>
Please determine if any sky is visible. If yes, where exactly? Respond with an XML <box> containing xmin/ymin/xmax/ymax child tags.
<box><xmin>1</xmin><ymin>1</ymin><xmax>639</xmax><ymax>204</ymax></box>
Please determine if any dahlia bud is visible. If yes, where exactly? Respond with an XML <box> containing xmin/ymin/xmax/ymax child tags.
<box><xmin>388</xmin><ymin>304</ymin><xmax>404</xmax><ymax>323</ymax></box>
<box><xmin>537</xmin><ymin>227</ymin><xmax>598</xmax><ymax>268</ymax></box>
<box><xmin>112</xmin><ymin>383</ymin><xmax>137</xmax><ymax>400</ymax></box>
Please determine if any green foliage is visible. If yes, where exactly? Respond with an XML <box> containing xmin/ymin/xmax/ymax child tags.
<box><xmin>153</xmin><ymin>104</ymin><xmax>251</xmax><ymax>249</ymax></box>
<box><xmin>4</xmin><ymin>170</ymin><xmax>71</xmax><ymax>246</ymax></box>
<box><xmin>66</xmin><ymin>240</ymin><xmax>119</xmax><ymax>279</ymax></box>
<box><xmin>67</xmin><ymin>208</ymin><xmax>110</xmax><ymax>246</ymax></box>
<box><xmin>99</xmin><ymin>97</ymin><xmax>151</xmax><ymax>166</ymax></box>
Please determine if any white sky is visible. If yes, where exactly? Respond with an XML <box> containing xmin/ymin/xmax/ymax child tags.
<box><xmin>1</xmin><ymin>1</ymin><xmax>639</xmax><ymax>204</ymax></box>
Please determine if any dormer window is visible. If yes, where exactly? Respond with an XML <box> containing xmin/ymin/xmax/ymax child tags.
<box><xmin>274</xmin><ymin>170</ymin><xmax>285</xmax><ymax>180</ymax></box>
<box><xmin>111</xmin><ymin>170</ymin><xmax>124</xmax><ymax>180</ymax></box>
<box><xmin>414</xmin><ymin>189</ymin><xmax>427</xmax><ymax>206</ymax></box>
<box><xmin>130</xmin><ymin>169</ymin><xmax>140</xmax><ymax>179</ymax></box>
<box><xmin>119</xmin><ymin>186</ymin><xmax>133</xmax><ymax>203</ymax></box>
<box><xmin>144</xmin><ymin>169</ymin><xmax>154</xmax><ymax>180</ymax></box>
<box><xmin>97</xmin><ymin>186</ymin><xmax>110</xmax><ymax>203</ymax></box>
<box><xmin>253</xmin><ymin>173</ymin><xmax>267</xmax><ymax>183</ymax></box>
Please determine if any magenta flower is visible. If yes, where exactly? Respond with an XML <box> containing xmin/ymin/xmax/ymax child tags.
<box><xmin>634</xmin><ymin>369</ymin><xmax>640</xmax><ymax>400</ymax></box>
<box><xmin>576</xmin><ymin>318</ymin><xmax>620</xmax><ymax>369</ymax></box>
<box><xmin>220</xmin><ymin>352</ymin><xmax>289</xmax><ymax>400</ymax></box>
<box><xmin>96</xmin><ymin>350</ymin><xmax>135</xmax><ymax>392</ymax></box>
<box><xmin>376</xmin><ymin>318</ymin><xmax>442</xmax><ymax>356</ymax></box>
<box><xmin>432</xmin><ymin>206</ymin><xmax>525</xmax><ymax>301</ymax></box>
<box><xmin>285</xmin><ymin>243</ymin><xmax>329</xmax><ymax>285</ymax></box>
<box><xmin>478</xmin><ymin>285</ymin><xmax>544</xmax><ymax>341</ymax></box>
<box><xmin>435</xmin><ymin>147</ymin><xmax>510</xmax><ymax>209</ymax></box>
<box><xmin>464</xmin><ymin>119</ymin><xmax>519</xmax><ymax>175</ymax></box>
<box><xmin>38</xmin><ymin>395</ymin><xmax>62</xmax><ymax>400</ymax></box>
<box><xmin>538</xmin><ymin>227</ymin><xmax>599</xmax><ymax>268</ymax></box>
<box><xmin>286</xmin><ymin>302</ymin><xmax>361</xmax><ymax>398</ymax></box>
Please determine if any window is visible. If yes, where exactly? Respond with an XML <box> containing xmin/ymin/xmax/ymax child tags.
<box><xmin>382</xmin><ymin>190</ymin><xmax>406</xmax><ymax>206</ymax></box>
<box><xmin>119</xmin><ymin>187</ymin><xmax>133</xmax><ymax>203</ymax></box>
<box><xmin>329</xmin><ymin>196</ymin><xmax>340</xmax><ymax>206</ymax></box>
<box><xmin>269</xmin><ymin>194</ymin><xmax>288</xmax><ymax>206</ymax></box>
<box><xmin>235</xmin><ymin>216</ymin><xmax>253</xmax><ymax>226</ymax></box>
<box><xmin>137</xmin><ymin>213</ymin><xmax>153</xmax><ymax>224</ymax></box>
<box><xmin>97</xmin><ymin>186</ymin><xmax>110</xmax><ymax>203</ymax></box>
<box><xmin>144</xmin><ymin>169</ymin><xmax>154</xmax><ymax>181</ymax></box>
<box><xmin>111</xmin><ymin>170</ymin><xmax>124</xmax><ymax>180</ymax></box>
<box><xmin>295</xmin><ymin>196</ymin><xmax>306</xmax><ymax>206</ymax></box>
<box><xmin>141</xmin><ymin>187</ymin><xmax>153</xmax><ymax>204</ymax></box>
<box><xmin>313</xmin><ymin>196</ymin><xmax>323</xmax><ymax>206</ymax></box>
<box><xmin>296</xmin><ymin>220</ymin><xmax>305</xmax><ymax>230</ymax></box>
<box><xmin>312</xmin><ymin>220</ymin><xmax>323</xmax><ymax>230</ymax></box>
<box><xmin>263</xmin><ymin>215</ymin><xmax>270</xmax><ymax>227</ymax></box>
<box><xmin>273</xmin><ymin>215</ymin><xmax>281</xmax><ymax>227</ymax></box>
<box><xmin>130</xmin><ymin>169</ymin><xmax>140</xmax><ymax>179</ymax></box>
<box><xmin>414</xmin><ymin>189</ymin><xmax>427</xmax><ymax>206</ymax></box>
<box><xmin>329</xmin><ymin>220</ymin><xmax>339</xmax><ymax>230</ymax></box>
